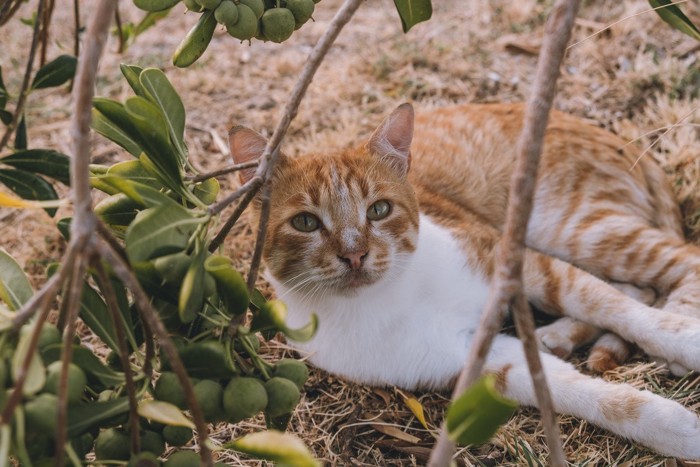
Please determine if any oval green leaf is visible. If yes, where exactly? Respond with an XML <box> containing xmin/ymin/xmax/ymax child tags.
<box><xmin>125</xmin><ymin>204</ymin><xmax>202</xmax><ymax>262</ymax></box>
<box><xmin>172</xmin><ymin>10</ymin><xmax>217</xmax><ymax>68</ymax></box>
<box><xmin>0</xmin><ymin>247</ymin><xmax>33</xmax><ymax>310</ymax></box>
<box><xmin>138</xmin><ymin>399</ymin><xmax>195</xmax><ymax>429</ymax></box>
<box><xmin>92</xmin><ymin>98</ymin><xmax>144</xmax><ymax>157</ymax></box>
<box><xmin>12</xmin><ymin>324</ymin><xmax>46</xmax><ymax>397</ymax></box>
<box><xmin>0</xmin><ymin>168</ymin><xmax>58</xmax><ymax>216</ymax></box>
<box><xmin>67</xmin><ymin>397</ymin><xmax>131</xmax><ymax>437</ymax></box>
<box><xmin>1</xmin><ymin>149</ymin><xmax>71</xmax><ymax>185</ymax></box>
<box><xmin>31</xmin><ymin>55</ymin><xmax>77</xmax><ymax>90</ymax></box>
<box><xmin>204</xmin><ymin>255</ymin><xmax>249</xmax><ymax>316</ymax></box>
<box><xmin>225</xmin><ymin>430</ymin><xmax>320</xmax><ymax>467</ymax></box>
<box><xmin>446</xmin><ymin>374</ymin><xmax>518</xmax><ymax>446</ymax></box>
<box><xmin>393</xmin><ymin>0</ymin><xmax>432</xmax><ymax>33</ymax></box>
<box><xmin>649</xmin><ymin>0</ymin><xmax>700</xmax><ymax>41</ymax></box>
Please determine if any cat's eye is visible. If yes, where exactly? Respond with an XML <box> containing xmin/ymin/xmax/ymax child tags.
<box><xmin>291</xmin><ymin>213</ymin><xmax>321</xmax><ymax>232</ymax></box>
<box><xmin>367</xmin><ymin>200</ymin><xmax>391</xmax><ymax>221</ymax></box>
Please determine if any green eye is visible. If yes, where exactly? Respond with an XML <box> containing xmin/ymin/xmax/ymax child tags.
<box><xmin>291</xmin><ymin>213</ymin><xmax>320</xmax><ymax>232</ymax></box>
<box><xmin>367</xmin><ymin>200</ymin><xmax>391</xmax><ymax>221</ymax></box>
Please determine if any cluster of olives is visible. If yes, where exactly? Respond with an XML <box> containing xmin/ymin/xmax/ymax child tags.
<box><xmin>167</xmin><ymin>0</ymin><xmax>321</xmax><ymax>66</ymax></box>
<box><xmin>154</xmin><ymin>356</ymin><xmax>308</xmax><ymax>427</ymax></box>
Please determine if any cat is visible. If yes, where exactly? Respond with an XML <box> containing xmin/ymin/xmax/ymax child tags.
<box><xmin>228</xmin><ymin>102</ymin><xmax>700</xmax><ymax>459</ymax></box>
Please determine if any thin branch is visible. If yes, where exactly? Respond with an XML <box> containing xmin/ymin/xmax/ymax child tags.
<box><xmin>0</xmin><ymin>0</ymin><xmax>23</xmax><ymax>27</ymax></box>
<box><xmin>73</xmin><ymin>0</ymin><xmax>80</xmax><ymax>58</ymax></box>
<box><xmin>97</xmin><ymin>240</ymin><xmax>213</xmax><ymax>466</ymax></box>
<box><xmin>428</xmin><ymin>0</ymin><xmax>580</xmax><ymax>465</ymax></box>
<box><xmin>207</xmin><ymin>175</ymin><xmax>262</xmax><ymax>216</ymax></box>
<box><xmin>114</xmin><ymin>5</ymin><xmax>125</xmax><ymax>54</ymax></box>
<box><xmin>246</xmin><ymin>183</ymin><xmax>271</xmax><ymax>292</ymax></box>
<box><xmin>209</xmin><ymin>180</ymin><xmax>261</xmax><ymax>252</ymax></box>
<box><xmin>54</xmin><ymin>251</ymin><xmax>89</xmax><ymax>467</ymax></box>
<box><xmin>70</xmin><ymin>0</ymin><xmax>115</xmax><ymax>236</ymax></box>
<box><xmin>95</xmin><ymin>260</ymin><xmax>141</xmax><ymax>455</ymax></box>
<box><xmin>0</xmin><ymin>0</ymin><xmax>44</xmax><ymax>153</ymax></box>
<box><xmin>185</xmin><ymin>160</ymin><xmax>259</xmax><ymax>183</ymax></box>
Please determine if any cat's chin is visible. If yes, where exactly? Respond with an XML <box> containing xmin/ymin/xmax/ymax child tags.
<box><xmin>329</xmin><ymin>271</ymin><xmax>383</xmax><ymax>296</ymax></box>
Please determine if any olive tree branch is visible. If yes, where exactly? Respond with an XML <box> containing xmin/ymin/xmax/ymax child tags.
<box><xmin>427</xmin><ymin>1</ymin><xmax>580</xmax><ymax>465</ymax></box>
<box><xmin>186</xmin><ymin>160</ymin><xmax>259</xmax><ymax>183</ymax></box>
<box><xmin>0</xmin><ymin>0</ymin><xmax>44</xmax><ymax>153</ymax></box>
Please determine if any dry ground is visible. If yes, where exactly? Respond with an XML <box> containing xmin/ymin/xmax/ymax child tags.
<box><xmin>2</xmin><ymin>0</ymin><xmax>700</xmax><ymax>465</ymax></box>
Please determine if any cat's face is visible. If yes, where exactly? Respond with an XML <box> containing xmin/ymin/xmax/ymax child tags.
<box><xmin>230</xmin><ymin>104</ymin><xmax>418</xmax><ymax>296</ymax></box>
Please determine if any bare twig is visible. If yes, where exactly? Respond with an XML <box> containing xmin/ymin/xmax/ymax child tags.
<box><xmin>73</xmin><ymin>0</ymin><xmax>80</xmax><ymax>58</ymax></box>
<box><xmin>95</xmin><ymin>261</ymin><xmax>141</xmax><ymax>455</ymax></box>
<box><xmin>114</xmin><ymin>5</ymin><xmax>126</xmax><ymax>54</ymax></box>
<box><xmin>98</xmin><ymin>240</ymin><xmax>213</xmax><ymax>466</ymax></box>
<box><xmin>0</xmin><ymin>0</ymin><xmax>44</xmax><ymax>153</ymax></box>
<box><xmin>185</xmin><ymin>160</ymin><xmax>259</xmax><ymax>183</ymax></box>
<box><xmin>246</xmin><ymin>183</ymin><xmax>272</xmax><ymax>292</ymax></box>
<box><xmin>207</xmin><ymin>175</ymin><xmax>263</xmax><ymax>216</ymax></box>
<box><xmin>54</xmin><ymin>251</ymin><xmax>89</xmax><ymax>467</ymax></box>
<box><xmin>209</xmin><ymin>180</ymin><xmax>261</xmax><ymax>252</ymax></box>
<box><xmin>428</xmin><ymin>1</ymin><xmax>580</xmax><ymax>465</ymax></box>
<box><xmin>0</xmin><ymin>0</ymin><xmax>22</xmax><ymax>27</ymax></box>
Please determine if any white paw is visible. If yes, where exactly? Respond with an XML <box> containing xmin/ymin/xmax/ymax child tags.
<box><xmin>536</xmin><ymin>326</ymin><xmax>574</xmax><ymax>359</ymax></box>
<box><xmin>648</xmin><ymin>399</ymin><xmax>700</xmax><ymax>459</ymax></box>
<box><xmin>651</xmin><ymin>355</ymin><xmax>691</xmax><ymax>377</ymax></box>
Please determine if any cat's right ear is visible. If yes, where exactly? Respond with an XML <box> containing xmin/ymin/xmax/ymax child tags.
<box><xmin>368</xmin><ymin>103</ymin><xmax>414</xmax><ymax>176</ymax></box>
<box><xmin>228</xmin><ymin>126</ymin><xmax>267</xmax><ymax>184</ymax></box>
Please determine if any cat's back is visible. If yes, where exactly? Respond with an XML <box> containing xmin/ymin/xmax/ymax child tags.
<box><xmin>409</xmin><ymin>102</ymin><xmax>679</xmax><ymax>235</ymax></box>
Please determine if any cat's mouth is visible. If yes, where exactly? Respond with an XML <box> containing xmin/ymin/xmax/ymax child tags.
<box><xmin>330</xmin><ymin>270</ymin><xmax>381</xmax><ymax>291</ymax></box>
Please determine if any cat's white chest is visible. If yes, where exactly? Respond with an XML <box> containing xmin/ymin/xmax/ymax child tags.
<box><xmin>270</xmin><ymin>215</ymin><xmax>490</xmax><ymax>390</ymax></box>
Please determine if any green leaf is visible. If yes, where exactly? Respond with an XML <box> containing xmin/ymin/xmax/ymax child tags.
<box><xmin>12</xmin><ymin>324</ymin><xmax>46</xmax><ymax>397</ymax></box>
<box><xmin>204</xmin><ymin>255</ymin><xmax>249</xmax><ymax>316</ymax></box>
<box><xmin>225</xmin><ymin>430</ymin><xmax>321</xmax><ymax>467</ymax></box>
<box><xmin>446</xmin><ymin>374</ymin><xmax>518</xmax><ymax>446</ymax></box>
<box><xmin>14</xmin><ymin>115</ymin><xmax>27</xmax><ymax>150</ymax></box>
<box><xmin>125</xmin><ymin>204</ymin><xmax>203</xmax><ymax>262</ymax></box>
<box><xmin>119</xmin><ymin>63</ymin><xmax>147</xmax><ymax>98</ymax></box>
<box><xmin>107</xmin><ymin>159</ymin><xmax>159</xmax><ymax>185</ymax></box>
<box><xmin>31</xmin><ymin>55</ymin><xmax>78</xmax><ymax>90</ymax></box>
<box><xmin>649</xmin><ymin>0</ymin><xmax>700</xmax><ymax>41</ymax></box>
<box><xmin>0</xmin><ymin>66</ymin><xmax>7</xmax><ymax>109</ymax></box>
<box><xmin>0</xmin><ymin>247</ymin><xmax>33</xmax><ymax>310</ymax></box>
<box><xmin>1</xmin><ymin>149</ymin><xmax>71</xmax><ymax>185</ymax></box>
<box><xmin>134</xmin><ymin>9</ymin><xmax>172</xmax><ymax>36</ymax></box>
<box><xmin>100</xmin><ymin>176</ymin><xmax>175</xmax><ymax>208</ymax></box>
<box><xmin>178</xmin><ymin>247</ymin><xmax>207</xmax><ymax>323</ymax></box>
<box><xmin>393</xmin><ymin>0</ymin><xmax>432</xmax><ymax>33</ymax></box>
<box><xmin>251</xmin><ymin>300</ymin><xmax>317</xmax><ymax>342</ymax></box>
<box><xmin>138</xmin><ymin>400</ymin><xmax>195</xmax><ymax>428</ymax></box>
<box><xmin>92</xmin><ymin>98</ymin><xmax>144</xmax><ymax>157</ymax></box>
<box><xmin>67</xmin><ymin>397</ymin><xmax>130</xmax><ymax>438</ymax></box>
<box><xmin>78</xmin><ymin>282</ymin><xmax>121</xmax><ymax>353</ymax></box>
<box><xmin>123</xmin><ymin>96</ymin><xmax>187</xmax><ymax>195</ymax></box>
<box><xmin>133</xmin><ymin>0</ymin><xmax>181</xmax><ymax>12</ymax></box>
<box><xmin>172</xmin><ymin>9</ymin><xmax>217</xmax><ymax>68</ymax></box>
<box><xmin>0</xmin><ymin>110</ymin><xmax>11</xmax><ymax>126</ymax></box>
<box><xmin>193</xmin><ymin>177</ymin><xmax>219</xmax><ymax>205</ymax></box>
<box><xmin>0</xmin><ymin>168</ymin><xmax>58</xmax><ymax>216</ymax></box>
<box><xmin>94</xmin><ymin>192</ymin><xmax>141</xmax><ymax>226</ymax></box>
<box><xmin>140</xmin><ymin>67</ymin><xmax>188</xmax><ymax>164</ymax></box>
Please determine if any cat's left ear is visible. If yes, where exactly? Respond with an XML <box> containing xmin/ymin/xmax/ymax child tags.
<box><xmin>368</xmin><ymin>103</ymin><xmax>414</xmax><ymax>176</ymax></box>
<box><xmin>228</xmin><ymin>126</ymin><xmax>267</xmax><ymax>184</ymax></box>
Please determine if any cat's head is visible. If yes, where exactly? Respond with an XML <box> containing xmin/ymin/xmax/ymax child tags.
<box><xmin>229</xmin><ymin>104</ymin><xmax>419</xmax><ymax>297</ymax></box>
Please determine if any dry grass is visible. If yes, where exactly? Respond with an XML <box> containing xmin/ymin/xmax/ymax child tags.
<box><xmin>1</xmin><ymin>0</ymin><xmax>700</xmax><ymax>465</ymax></box>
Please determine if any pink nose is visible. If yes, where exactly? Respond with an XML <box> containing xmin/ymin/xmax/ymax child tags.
<box><xmin>338</xmin><ymin>251</ymin><xmax>368</xmax><ymax>270</ymax></box>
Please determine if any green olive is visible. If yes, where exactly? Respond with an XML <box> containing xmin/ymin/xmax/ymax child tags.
<box><xmin>261</xmin><ymin>8</ymin><xmax>295</xmax><ymax>43</ymax></box>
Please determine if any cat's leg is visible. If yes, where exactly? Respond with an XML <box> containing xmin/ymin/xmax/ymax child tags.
<box><xmin>535</xmin><ymin>282</ymin><xmax>652</xmax><ymax>363</ymax></box>
<box><xmin>522</xmin><ymin>250</ymin><xmax>700</xmax><ymax>373</ymax></box>
<box><xmin>485</xmin><ymin>334</ymin><xmax>700</xmax><ymax>459</ymax></box>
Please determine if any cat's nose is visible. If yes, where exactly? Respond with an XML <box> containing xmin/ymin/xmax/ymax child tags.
<box><xmin>337</xmin><ymin>251</ymin><xmax>369</xmax><ymax>270</ymax></box>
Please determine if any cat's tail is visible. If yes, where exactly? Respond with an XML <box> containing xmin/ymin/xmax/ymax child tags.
<box><xmin>636</xmin><ymin>152</ymin><xmax>684</xmax><ymax>238</ymax></box>
<box><xmin>486</xmin><ymin>334</ymin><xmax>700</xmax><ymax>459</ymax></box>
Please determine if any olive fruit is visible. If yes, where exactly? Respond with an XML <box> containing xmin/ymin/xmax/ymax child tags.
<box><xmin>239</xmin><ymin>0</ymin><xmax>264</xmax><ymax>19</ymax></box>
<box><xmin>183</xmin><ymin>0</ymin><xmax>203</xmax><ymax>11</ymax></box>
<box><xmin>154</xmin><ymin>372</ymin><xmax>187</xmax><ymax>409</ymax></box>
<box><xmin>214</xmin><ymin>0</ymin><xmax>238</xmax><ymax>26</ymax></box>
<box><xmin>264</xmin><ymin>377</ymin><xmax>300</xmax><ymax>417</ymax></box>
<box><xmin>43</xmin><ymin>361</ymin><xmax>87</xmax><ymax>404</ymax></box>
<box><xmin>193</xmin><ymin>379</ymin><xmax>224</xmax><ymax>422</ymax></box>
<box><xmin>286</xmin><ymin>0</ymin><xmax>314</xmax><ymax>26</ymax></box>
<box><xmin>196</xmin><ymin>0</ymin><xmax>221</xmax><ymax>9</ymax></box>
<box><xmin>95</xmin><ymin>428</ymin><xmax>131</xmax><ymax>461</ymax></box>
<box><xmin>128</xmin><ymin>451</ymin><xmax>161</xmax><ymax>467</ymax></box>
<box><xmin>25</xmin><ymin>393</ymin><xmax>58</xmax><ymax>436</ymax></box>
<box><xmin>273</xmin><ymin>358</ymin><xmax>309</xmax><ymax>390</ymax></box>
<box><xmin>162</xmin><ymin>425</ymin><xmax>194</xmax><ymax>447</ymax></box>
<box><xmin>164</xmin><ymin>450</ymin><xmax>199</xmax><ymax>466</ymax></box>
<box><xmin>223</xmin><ymin>377</ymin><xmax>268</xmax><ymax>423</ymax></box>
<box><xmin>226</xmin><ymin>4</ymin><xmax>258</xmax><ymax>41</ymax></box>
<box><xmin>37</xmin><ymin>323</ymin><xmax>61</xmax><ymax>352</ymax></box>
<box><xmin>140</xmin><ymin>430</ymin><xmax>166</xmax><ymax>457</ymax></box>
<box><xmin>261</xmin><ymin>8</ymin><xmax>295</xmax><ymax>43</ymax></box>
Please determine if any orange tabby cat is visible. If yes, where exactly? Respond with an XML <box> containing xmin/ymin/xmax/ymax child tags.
<box><xmin>229</xmin><ymin>103</ymin><xmax>700</xmax><ymax>458</ymax></box>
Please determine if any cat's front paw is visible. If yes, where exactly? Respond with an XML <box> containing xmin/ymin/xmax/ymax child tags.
<box><xmin>536</xmin><ymin>317</ymin><xmax>601</xmax><ymax>359</ymax></box>
<box><xmin>652</xmin><ymin>355</ymin><xmax>691</xmax><ymax>377</ymax></box>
